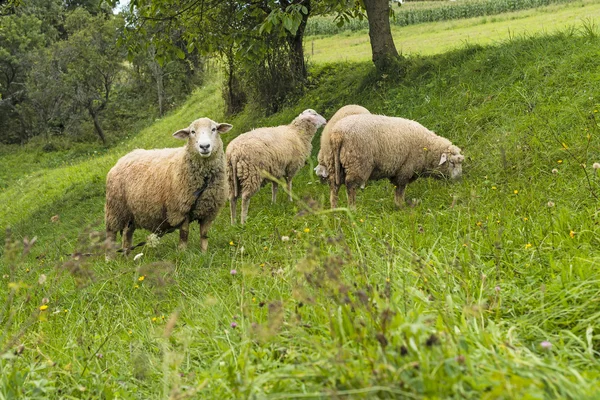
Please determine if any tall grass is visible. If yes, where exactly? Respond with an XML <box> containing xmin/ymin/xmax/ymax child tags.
<box><xmin>306</xmin><ymin>0</ymin><xmax>582</xmax><ymax>36</ymax></box>
<box><xmin>2</xmin><ymin>27</ymin><xmax>600</xmax><ymax>397</ymax></box>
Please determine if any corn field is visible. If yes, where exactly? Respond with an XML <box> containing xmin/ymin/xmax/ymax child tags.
<box><xmin>305</xmin><ymin>0</ymin><xmax>581</xmax><ymax>36</ymax></box>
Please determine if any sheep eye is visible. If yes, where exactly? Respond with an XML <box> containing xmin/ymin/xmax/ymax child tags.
<box><xmin>212</xmin><ymin>127</ymin><xmax>216</xmax><ymax>132</ymax></box>
<box><xmin>191</xmin><ymin>130</ymin><xmax>195</xmax><ymax>135</ymax></box>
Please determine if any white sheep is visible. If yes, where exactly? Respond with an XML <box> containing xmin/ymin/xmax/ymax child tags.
<box><xmin>327</xmin><ymin>113</ymin><xmax>464</xmax><ymax>208</ymax></box>
<box><xmin>226</xmin><ymin>109</ymin><xmax>327</xmax><ymax>224</ymax></box>
<box><xmin>105</xmin><ymin>117</ymin><xmax>232</xmax><ymax>255</ymax></box>
<box><xmin>315</xmin><ymin>104</ymin><xmax>371</xmax><ymax>205</ymax></box>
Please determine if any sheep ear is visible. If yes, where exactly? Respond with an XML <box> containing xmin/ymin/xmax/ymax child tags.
<box><xmin>173</xmin><ymin>128</ymin><xmax>190</xmax><ymax>140</ymax></box>
<box><xmin>439</xmin><ymin>153</ymin><xmax>448</xmax><ymax>165</ymax></box>
<box><xmin>216</xmin><ymin>123</ymin><xmax>233</xmax><ymax>134</ymax></box>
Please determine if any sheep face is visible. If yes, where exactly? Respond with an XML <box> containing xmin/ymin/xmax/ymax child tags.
<box><xmin>299</xmin><ymin>109</ymin><xmax>327</xmax><ymax>129</ymax></box>
<box><xmin>173</xmin><ymin>118</ymin><xmax>233</xmax><ymax>158</ymax></box>
<box><xmin>438</xmin><ymin>146</ymin><xmax>464</xmax><ymax>180</ymax></box>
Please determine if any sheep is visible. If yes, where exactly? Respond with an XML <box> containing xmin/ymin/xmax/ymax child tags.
<box><xmin>105</xmin><ymin>117</ymin><xmax>232</xmax><ymax>256</ymax></box>
<box><xmin>226</xmin><ymin>109</ymin><xmax>327</xmax><ymax>225</ymax></box>
<box><xmin>327</xmin><ymin>113</ymin><xmax>464</xmax><ymax>208</ymax></box>
<box><xmin>314</xmin><ymin>105</ymin><xmax>371</xmax><ymax>203</ymax></box>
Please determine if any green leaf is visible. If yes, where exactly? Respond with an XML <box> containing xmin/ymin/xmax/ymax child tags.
<box><xmin>283</xmin><ymin>15</ymin><xmax>294</xmax><ymax>33</ymax></box>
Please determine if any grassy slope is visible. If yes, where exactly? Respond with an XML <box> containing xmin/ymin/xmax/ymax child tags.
<box><xmin>308</xmin><ymin>0</ymin><xmax>600</xmax><ymax>63</ymax></box>
<box><xmin>2</xmin><ymin>26</ymin><xmax>600</xmax><ymax>400</ymax></box>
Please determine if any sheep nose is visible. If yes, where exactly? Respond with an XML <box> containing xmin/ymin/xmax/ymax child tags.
<box><xmin>199</xmin><ymin>144</ymin><xmax>211</xmax><ymax>152</ymax></box>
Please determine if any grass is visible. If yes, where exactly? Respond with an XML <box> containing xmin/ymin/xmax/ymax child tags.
<box><xmin>307</xmin><ymin>0</ymin><xmax>600</xmax><ymax>63</ymax></box>
<box><xmin>2</xmin><ymin>22</ymin><xmax>600</xmax><ymax>399</ymax></box>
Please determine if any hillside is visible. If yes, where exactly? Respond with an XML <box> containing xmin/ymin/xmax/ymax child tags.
<box><xmin>1</xmin><ymin>28</ymin><xmax>600</xmax><ymax>398</ymax></box>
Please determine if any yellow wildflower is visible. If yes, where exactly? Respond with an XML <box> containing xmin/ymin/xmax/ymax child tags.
<box><xmin>513</xmin><ymin>190</ymin><xmax>518</xmax><ymax>194</ymax></box>
<box><xmin>523</xmin><ymin>217</ymin><xmax>528</xmax><ymax>221</ymax></box>
<box><xmin>476</xmin><ymin>221</ymin><xmax>482</xmax><ymax>227</ymax></box>
<box><xmin>138</xmin><ymin>275</ymin><xmax>145</xmax><ymax>282</ymax></box>
<box><xmin>39</xmin><ymin>305</ymin><xmax>48</xmax><ymax>311</ymax></box>
<box><xmin>229</xmin><ymin>241</ymin><xmax>234</xmax><ymax>246</ymax></box>
<box><xmin>304</xmin><ymin>228</ymin><xmax>310</xmax><ymax>233</ymax></box>
<box><xmin>525</xmin><ymin>243</ymin><xmax>532</xmax><ymax>249</ymax></box>
<box><xmin>569</xmin><ymin>230</ymin><xmax>575</xmax><ymax>238</ymax></box>
<box><xmin>492</xmin><ymin>186</ymin><xmax>497</xmax><ymax>190</ymax></box>
<box><xmin>557</xmin><ymin>160</ymin><xmax>563</xmax><ymax>164</ymax></box>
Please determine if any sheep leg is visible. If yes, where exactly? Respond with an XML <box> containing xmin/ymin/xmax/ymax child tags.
<box><xmin>271</xmin><ymin>182</ymin><xmax>278</xmax><ymax>203</ymax></box>
<box><xmin>105</xmin><ymin>230</ymin><xmax>117</xmax><ymax>260</ymax></box>
<box><xmin>286</xmin><ymin>178</ymin><xmax>293</xmax><ymax>202</ymax></box>
<box><xmin>241</xmin><ymin>195</ymin><xmax>250</xmax><ymax>225</ymax></box>
<box><xmin>394</xmin><ymin>184</ymin><xmax>407</xmax><ymax>208</ymax></box>
<box><xmin>199</xmin><ymin>220</ymin><xmax>213</xmax><ymax>253</ymax></box>
<box><xmin>178</xmin><ymin>217</ymin><xmax>189</xmax><ymax>250</ymax></box>
<box><xmin>329</xmin><ymin>181</ymin><xmax>340</xmax><ymax>209</ymax></box>
<box><xmin>230</xmin><ymin>196</ymin><xmax>237</xmax><ymax>225</ymax></box>
<box><xmin>122</xmin><ymin>221</ymin><xmax>135</xmax><ymax>256</ymax></box>
<box><xmin>347</xmin><ymin>184</ymin><xmax>358</xmax><ymax>210</ymax></box>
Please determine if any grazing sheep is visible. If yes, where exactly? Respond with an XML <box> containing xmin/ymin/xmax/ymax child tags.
<box><xmin>315</xmin><ymin>104</ymin><xmax>371</xmax><ymax>180</ymax></box>
<box><xmin>227</xmin><ymin>109</ymin><xmax>327</xmax><ymax>225</ymax></box>
<box><xmin>105</xmin><ymin>118</ymin><xmax>232</xmax><ymax>255</ymax></box>
<box><xmin>328</xmin><ymin>114</ymin><xmax>464</xmax><ymax>208</ymax></box>
<box><xmin>315</xmin><ymin>105</ymin><xmax>371</xmax><ymax>205</ymax></box>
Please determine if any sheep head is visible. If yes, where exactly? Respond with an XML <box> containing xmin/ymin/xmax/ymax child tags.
<box><xmin>173</xmin><ymin>118</ymin><xmax>233</xmax><ymax>158</ymax></box>
<box><xmin>298</xmin><ymin>109</ymin><xmax>327</xmax><ymax>129</ymax></box>
<box><xmin>438</xmin><ymin>145</ymin><xmax>464</xmax><ymax>180</ymax></box>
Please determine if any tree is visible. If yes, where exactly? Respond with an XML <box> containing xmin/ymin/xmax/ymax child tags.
<box><xmin>23</xmin><ymin>46</ymin><xmax>68</xmax><ymax>139</ymax></box>
<box><xmin>363</xmin><ymin>0</ymin><xmax>400</xmax><ymax>73</ymax></box>
<box><xmin>59</xmin><ymin>9</ymin><xmax>124</xmax><ymax>144</ymax></box>
<box><xmin>0</xmin><ymin>13</ymin><xmax>44</xmax><ymax>142</ymax></box>
<box><xmin>117</xmin><ymin>0</ymin><xmax>313</xmax><ymax>114</ymax></box>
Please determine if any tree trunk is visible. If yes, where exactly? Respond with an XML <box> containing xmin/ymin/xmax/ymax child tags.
<box><xmin>363</xmin><ymin>0</ymin><xmax>401</xmax><ymax>73</ymax></box>
<box><xmin>224</xmin><ymin>48</ymin><xmax>246</xmax><ymax>115</ymax></box>
<box><xmin>89</xmin><ymin>107</ymin><xmax>106</xmax><ymax>144</ymax></box>
<box><xmin>287</xmin><ymin>0</ymin><xmax>310</xmax><ymax>80</ymax></box>
<box><xmin>156</xmin><ymin>68</ymin><xmax>164</xmax><ymax>117</ymax></box>
<box><xmin>148</xmin><ymin>46</ymin><xmax>165</xmax><ymax>117</ymax></box>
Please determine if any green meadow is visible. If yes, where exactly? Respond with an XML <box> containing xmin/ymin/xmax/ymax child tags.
<box><xmin>307</xmin><ymin>0</ymin><xmax>600</xmax><ymax>62</ymax></box>
<box><xmin>1</xmin><ymin>6</ymin><xmax>600</xmax><ymax>399</ymax></box>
